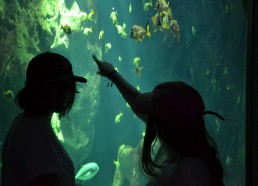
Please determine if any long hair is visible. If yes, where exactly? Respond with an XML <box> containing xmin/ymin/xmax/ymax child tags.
<box><xmin>15</xmin><ymin>80</ymin><xmax>78</xmax><ymax>118</ymax></box>
<box><xmin>141</xmin><ymin>114</ymin><xmax>225</xmax><ymax>186</ymax></box>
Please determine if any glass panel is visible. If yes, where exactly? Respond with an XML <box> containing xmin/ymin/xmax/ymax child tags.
<box><xmin>0</xmin><ymin>0</ymin><xmax>246</xmax><ymax>185</ymax></box>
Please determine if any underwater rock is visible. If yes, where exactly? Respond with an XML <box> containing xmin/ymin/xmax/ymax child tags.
<box><xmin>0</xmin><ymin>0</ymin><xmax>43</xmax><ymax>144</ymax></box>
<box><xmin>112</xmin><ymin>142</ymin><xmax>147</xmax><ymax>186</ymax></box>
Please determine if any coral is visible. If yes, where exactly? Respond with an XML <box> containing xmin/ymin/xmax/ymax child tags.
<box><xmin>50</xmin><ymin>32</ymin><xmax>69</xmax><ymax>49</ymax></box>
<box><xmin>0</xmin><ymin>1</ymin><xmax>40</xmax><ymax>81</ymax></box>
<box><xmin>59</xmin><ymin>1</ymin><xmax>85</xmax><ymax>31</ymax></box>
<box><xmin>37</xmin><ymin>0</ymin><xmax>91</xmax><ymax>48</ymax></box>
<box><xmin>38</xmin><ymin>0</ymin><xmax>65</xmax><ymax>35</ymax></box>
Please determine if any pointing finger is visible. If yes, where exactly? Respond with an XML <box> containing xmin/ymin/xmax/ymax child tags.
<box><xmin>92</xmin><ymin>55</ymin><xmax>101</xmax><ymax>66</ymax></box>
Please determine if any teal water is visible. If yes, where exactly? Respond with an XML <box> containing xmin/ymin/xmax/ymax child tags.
<box><xmin>0</xmin><ymin>0</ymin><xmax>246</xmax><ymax>185</ymax></box>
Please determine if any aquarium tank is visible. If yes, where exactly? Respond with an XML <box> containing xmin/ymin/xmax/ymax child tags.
<box><xmin>0</xmin><ymin>0</ymin><xmax>247</xmax><ymax>185</ymax></box>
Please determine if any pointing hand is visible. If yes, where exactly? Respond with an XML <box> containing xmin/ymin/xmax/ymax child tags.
<box><xmin>92</xmin><ymin>55</ymin><xmax>115</xmax><ymax>78</ymax></box>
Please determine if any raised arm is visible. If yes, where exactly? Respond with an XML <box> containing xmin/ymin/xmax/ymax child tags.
<box><xmin>92</xmin><ymin>55</ymin><xmax>148</xmax><ymax>122</ymax></box>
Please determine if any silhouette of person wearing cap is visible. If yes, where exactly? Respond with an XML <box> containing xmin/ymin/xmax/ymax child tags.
<box><xmin>1</xmin><ymin>52</ymin><xmax>87</xmax><ymax>186</ymax></box>
<box><xmin>93</xmin><ymin>55</ymin><xmax>225</xmax><ymax>186</ymax></box>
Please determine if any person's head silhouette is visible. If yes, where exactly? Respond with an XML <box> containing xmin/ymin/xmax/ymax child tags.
<box><xmin>16</xmin><ymin>51</ymin><xmax>87</xmax><ymax>117</ymax></box>
<box><xmin>135</xmin><ymin>81</ymin><xmax>224</xmax><ymax>184</ymax></box>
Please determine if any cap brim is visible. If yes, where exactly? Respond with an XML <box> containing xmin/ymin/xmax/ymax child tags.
<box><xmin>74</xmin><ymin>76</ymin><xmax>87</xmax><ymax>83</ymax></box>
<box><xmin>134</xmin><ymin>92</ymin><xmax>153</xmax><ymax>114</ymax></box>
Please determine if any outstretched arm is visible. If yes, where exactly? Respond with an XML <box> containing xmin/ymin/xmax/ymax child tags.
<box><xmin>92</xmin><ymin>55</ymin><xmax>148</xmax><ymax>122</ymax></box>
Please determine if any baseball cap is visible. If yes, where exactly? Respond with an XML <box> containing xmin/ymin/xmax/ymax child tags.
<box><xmin>26</xmin><ymin>52</ymin><xmax>87</xmax><ymax>85</ymax></box>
